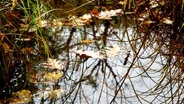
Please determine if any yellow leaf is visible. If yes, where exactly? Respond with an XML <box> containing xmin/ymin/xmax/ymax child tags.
<box><xmin>81</xmin><ymin>39</ymin><xmax>95</xmax><ymax>44</ymax></box>
<box><xmin>49</xmin><ymin>89</ymin><xmax>64</xmax><ymax>100</ymax></box>
<box><xmin>11</xmin><ymin>0</ymin><xmax>18</xmax><ymax>10</ymax></box>
<box><xmin>45</xmin><ymin>71</ymin><xmax>63</xmax><ymax>82</ymax></box>
<box><xmin>14</xmin><ymin>89</ymin><xmax>32</xmax><ymax>99</ymax></box>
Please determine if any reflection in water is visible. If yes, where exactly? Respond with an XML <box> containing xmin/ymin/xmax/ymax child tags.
<box><xmin>0</xmin><ymin>0</ymin><xmax>184</xmax><ymax>103</ymax></box>
<box><xmin>0</xmin><ymin>16</ymin><xmax>183</xmax><ymax>104</ymax></box>
<box><xmin>38</xmin><ymin>20</ymin><xmax>182</xmax><ymax>103</ymax></box>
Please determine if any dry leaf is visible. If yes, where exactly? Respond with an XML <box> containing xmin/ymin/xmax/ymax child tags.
<box><xmin>0</xmin><ymin>32</ymin><xmax>5</xmax><ymax>44</ymax></box>
<box><xmin>80</xmin><ymin>39</ymin><xmax>95</xmax><ymax>44</ymax></box>
<box><xmin>119</xmin><ymin>1</ymin><xmax>125</xmax><ymax>5</ymax></box>
<box><xmin>49</xmin><ymin>89</ymin><xmax>64</xmax><ymax>100</ymax></box>
<box><xmin>43</xmin><ymin>58</ymin><xmax>66</xmax><ymax>70</ymax></box>
<box><xmin>45</xmin><ymin>71</ymin><xmax>63</xmax><ymax>82</ymax></box>
<box><xmin>10</xmin><ymin>89</ymin><xmax>32</xmax><ymax>104</ymax></box>
<box><xmin>14</xmin><ymin>90</ymin><xmax>32</xmax><ymax>98</ymax></box>
<box><xmin>80</xmin><ymin>14</ymin><xmax>92</xmax><ymax>20</ymax></box>
<box><xmin>142</xmin><ymin>20</ymin><xmax>156</xmax><ymax>26</ymax></box>
<box><xmin>2</xmin><ymin>42</ymin><xmax>10</xmax><ymax>52</ymax></box>
<box><xmin>163</xmin><ymin>18</ymin><xmax>173</xmax><ymax>25</ymax></box>
<box><xmin>21</xmin><ymin>47</ymin><xmax>34</xmax><ymax>54</ymax></box>
<box><xmin>74</xmin><ymin>44</ymin><xmax>125</xmax><ymax>59</ymax></box>
<box><xmin>74</xmin><ymin>50</ymin><xmax>105</xmax><ymax>59</ymax></box>
<box><xmin>90</xmin><ymin>9</ymin><xmax>99</xmax><ymax>17</ymax></box>
<box><xmin>149</xmin><ymin>1</ymin><xmax>159</xmax><ymax>9</ymax></box>
<box><xmin>105</xmin><ymin>44</ymin><xmax>121</xmax><ymax>57</ymax></box>
<box><xmin>52</xmin><ymin>19</ymin><xmax>63</xmax><ymax>27</ymax></box>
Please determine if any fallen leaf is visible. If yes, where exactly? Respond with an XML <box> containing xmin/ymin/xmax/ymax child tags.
<box><xmin>43</xmin><ymin>58</ymin><xmax>66</xmax><ymax>70</ymax></box>
<box><xmin>80</xmin><ymin>39</ymin><xmax>95</xmax><ymax>44</ymax></box>
<box><xmin>45</xmin><ymin>70</ymin><xmax>63</xmax><ymax>82</ymax></box>
<box><xmin>0</xmin><ymin>32</ymin><xmax>5</xmax><ymax>43</ymax></box>
<box><xmin>49</xmin><ymin>89</ymin><xmax>64</xmax><ymax>100</ymax></box>
<box><xmin>74</xmin><ymin>50</ymin><xmax>105</xmax><ymax>59</ymax></box>
<box><xmin>71</xmin><ymin>16</ymin><xmax>89</xmax><ymax>27</ymax></box>
<box><xmin>2</xmin><ymin>42</ymin><xmax>10</xmax><ymax>52</ymax></box>
<box><xmin>80</xmin><ymin>14</ymin><xmax>92</xmax><ymax>20</ymax></box>
<box><xmin>90</xmin><ymin>9</ymin><xmax>99</xmax><ymax>17</ymax></box>
<box><xmin>149</xmin><ymin>1</ymin><xmax>159</xmax><ymax>9</ymax></box>
<box><xmin>9</xmin><ymin>89</ymin><xmax>32</xmax><ymax>104</ymax></box>
<box><xmin>105</xmin><ymin>44</ymin><xmax>121</xmax><ymax>57</ymax></box>
<box><xmin>52</xmin><ymin>19</ymin><xmax>63</xmax><ymax>27</ymax></box>
<box><xmin>119</xmin><ymin>1</ymin><xmax>125</xmax><ymax>5</ymax></box>
<box><xmin>163</xmin><ymin>18</ymin><xmax>173</xmax><ymax>25</ymax></box>
<box><xmin>142</xmin><ymin>20</ymin><xmax>156</xmax><ymax>26</ymax></box>
<box><xmin>74</xmin><ymin>44</ymin><xmax>126</xmax><ymax>59</ymax></box>
<box><xmin>22</xmin><ymin>47</ymin><xmax>34</xmax><ymax>54</ymax></box>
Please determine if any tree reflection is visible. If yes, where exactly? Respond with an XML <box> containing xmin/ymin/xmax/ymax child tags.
<box><xmin>0</xmin><ymin>0</ymin><xmax>183</xmax><ymax>104</ymax></box>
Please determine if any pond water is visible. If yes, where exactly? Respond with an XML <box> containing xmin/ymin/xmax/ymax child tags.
<box><xmin>0</xmin><ymin>0</ymin><xmax>184</xmax><ymax>104</ymax></box>
<box><xmin>30</xmin><ymin>23</ymin><xmax>183</xmax><ymax>104</ymax></box>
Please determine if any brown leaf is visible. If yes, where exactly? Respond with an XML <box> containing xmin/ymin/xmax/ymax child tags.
<box><xmin>74</xmin><ymin>50</ymin><xmax>105</xmax><ymax>59</ymax></box>
<box><xmin>90</xmin><ymin>9</ymin><xmax>99</xmax><ymax>17</ymax></box>
<box><xmin>21</xmin><ymin>47</ymin><xmax>34</xmax><ymax>54</ymax></box>
<box><xmin>2</xmin><ymin>42</ymin><xmax>10</xmax><ymax>52</ymax></box>
<box><xmin>0</xmin><ymin>32</ymin><xmax>5</xmax><ymax>44</ymax></box>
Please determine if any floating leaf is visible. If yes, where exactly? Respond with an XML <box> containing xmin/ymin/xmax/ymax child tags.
<box><xmin>70</xmin><ymin>16</ymin><xmax>91</xmax><ymax>27</ymax></box>
<box><xmin>98</xmin><ymin>11</ymin><xmax>112</xmax><ymax>20</ymax></box>
<box><xmin>163</xmin><ymin>18</ymin><xmax>173</xmax><ymax>25</ymax></box>
<box><xmin>14</xmin><ymin>90</ymin><xmax>32</xmax><ymax>99</ymax></box>
<box><xmin>80</xmin><ymin>14</ymin><xmax>92</xmax><ymax>20</ymax></box>
<box><xmin>43</xmin><ymin>58</ymin><xmax>66</xmax><ymax>70</ymax></box>
<box><xmin>90</xmin><ymin>9</ymin><xmax>123</xmax><ymax>20</ymax></box>
<box><xmin>51</xmin><ymin>19</ymin><xmax>63</xmax><ymax>27</ymax></box>
<box><xmin>115</xmin><ymin>9</ymin><xmax>123</xmax><ymax>14</ymax></box>
<box><xmin>22</xmin><ymin>19</ymin><xmax>63</xmax><ymax>32</ymax></box>
<box><xmin>80</xmin><ymin>39</ymin><xmax>95</xmax><ymax>44</ymax></box>
<box><xmin>149</xmin><ymin>1</ymin><xmax>159</xmax><ymax>9</ymax></box>
<box><xmin>142</xmin><ymin>20</ymin><xmax>156</xmax><ymax>26</ymax></box>
<box><xmin>21</xmin><ymin>47</ymin><xmax>34</xmax><ymax>54</ymax></box>
<box><xmin>105</xmin><ymin>44</ymin><xmax>121</xmax><ymax>57</ymax></box>
<box><xmin>49</xmin><ymin>89</ymin><xmax>64</xmax><ymax>100</ymax></box>
<box><xmin>8</xmin><ymin>89</ymin><xmax>32</xmax><ymax>104</ymax></box>
<box><xmin>90</xmin><ymin>9</ymin><xmax>99</xmax><ymax>17</ymax></box>
<box><xmin>149</xmin><ymin>0</ymin><xmax>165</xmax><ymax>9</ymax></box>
<box><xmin>119</xmin><ymin>1</ymin><xmax>125</xmax><ymax>5</ymax></box>
<box><xmin>74</xmin><ymin>44</ymin><xmax>128</xmax><ymax>59</ymax></box>
<box><xmin>74</xmin><ymin>50</ymin><xmax>105</xmax><ymax>59</ymax></box>
<box><xmin>45</xmin><ymin>70</ymin><xmax>63</xmax><ymax>82</ymax></box>
<box><xmin>137</xmin><ymin>18</ymin><xmax>145</xmax><ymax>21</ymax></box>
<box><xmin>66</xmin><ymin>9</ymin><xmax>124</xmax><ymax>27</ymax></box>
<box><xmin>97</xmin><ymin>9</ymin><xmax>122</xmax><ymax>20</ymax></box>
